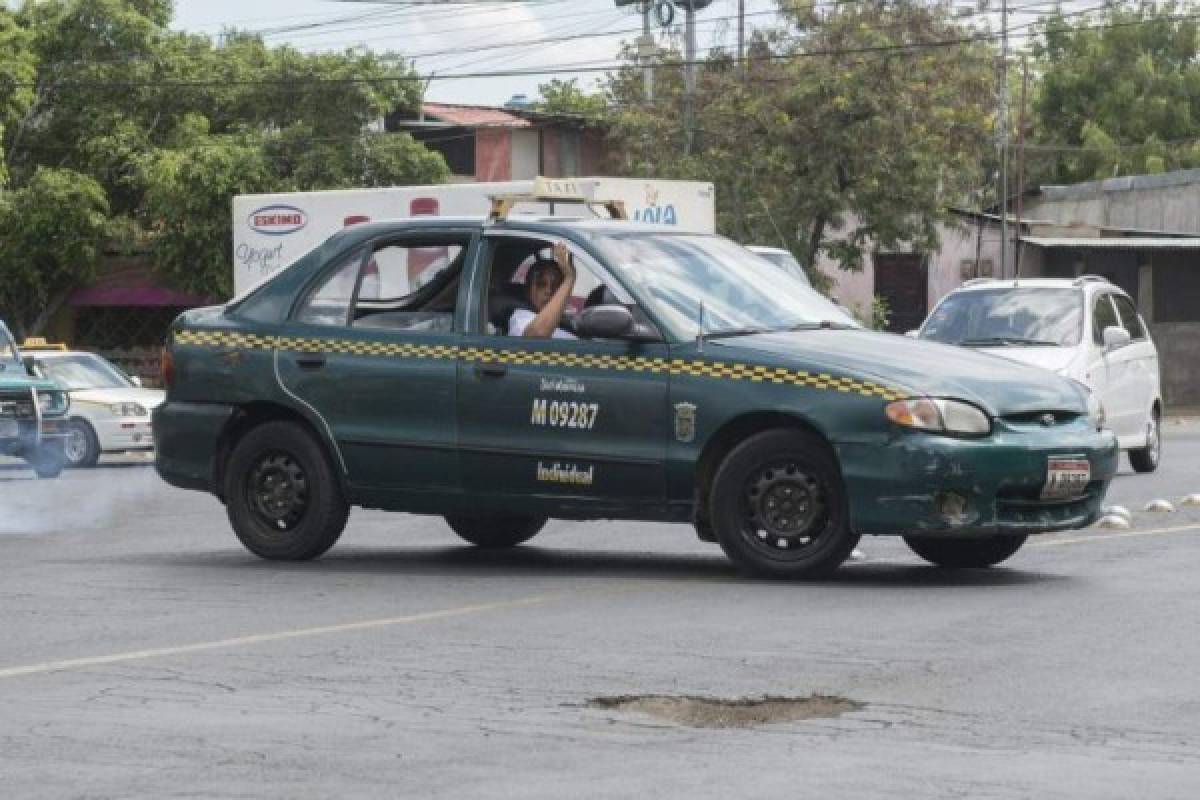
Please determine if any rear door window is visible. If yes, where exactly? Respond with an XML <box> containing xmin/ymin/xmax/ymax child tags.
<box><xmin>1111</xmin><ymin>294</ymin><xmax>1146</xmax><ymax>340</ymax></box>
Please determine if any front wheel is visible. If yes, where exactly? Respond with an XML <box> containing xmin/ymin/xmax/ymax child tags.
<box><xmin>1128</xmin><ymin>409</ymin><xmax>1161</xmax><ymax>474</ymax></box>
<box><xmin>64</xmin><ymin>419</ymin><xmax>100</xmax><ymax>468</ymax></box>
<box><xmin>708</xmin><ymin>429</ymin><xmax>859</xmax><ymax>578</ymax></box>
<box><xmin>224</xmin><ymin>421</ymin><xmax>349</xmax><ymax>560</ymax></box>
<box><xmin>903</xmin><ymin>534</ymin><xmax>1028</xmax><ymax>568</ymax></box>
<box><xmin>29</xmin><ymin>442</ymin><xmax>66</xmax><ymax>479</ymax></box>
<box><xmin>444</xmin><ymin>515</ymin><xmax>546</xmax><ymax>548</ymax></box>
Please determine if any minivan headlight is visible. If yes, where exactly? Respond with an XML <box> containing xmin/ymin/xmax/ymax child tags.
<box><xmin>885</xmin><ymin>397</ymin><xmax>992</xmax><ymax>436</ymax></box>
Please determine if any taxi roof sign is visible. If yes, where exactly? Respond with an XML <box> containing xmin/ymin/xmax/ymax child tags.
<box><xmin>21</xmin><ymin>337</ymin><xmax>67</xmax><ymax>351</ymax></box>
<box><xmin>488</xmin><ymin>176</ymin><xmax>627</xmax><ymax>222</ymax></box>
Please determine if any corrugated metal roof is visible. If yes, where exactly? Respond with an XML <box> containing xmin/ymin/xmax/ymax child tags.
<box><xmin>421</xmin><ymin>102</ymin><xmax>531</xmax><ymax>128</ymax></box>
<box><xmin>1040</xmin><ymin>167</ymin><xmax>1200</xmax><ymax>200</ymax></box>
<box><xmin>1020</xmin><ymin>236</ymin><xmax>1200</xmax><ymax>249</ymax></box>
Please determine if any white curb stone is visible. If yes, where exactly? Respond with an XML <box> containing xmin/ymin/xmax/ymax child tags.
<box><xmin>1143</xmin><ymin>499</ymin><xmax>1176</xmax><ymax>513</ymax></box>
<box><xmin>1103</xmin><ymin>505</ymin><xmax>1132</xmax><ymax>521</ymax></box>
<box><xmin>1179</xmin><ymin>493</ymin><xmax>1200</xmax><ymax>507</ymax></box>
<box><xmin>1094</xmin><ymin>514</ymin><xmax>1132</xmax><ymax>530</ymax></box>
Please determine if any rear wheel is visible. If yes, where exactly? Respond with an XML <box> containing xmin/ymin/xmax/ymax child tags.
<box><xmin>444</xmin><ymin>515</ymin><xmax>546</xmax><ymax>548</ymax></box>
<box><xmin>708</xmin><ymin>429</ymin><xmax>859</xmax><ymax>578</ymax></box>
<box><xmin>903</xmin><ymin>534</ymin><xmax>1027</xmax><ymax>568</ymax></box>
<box><xmin>224</xmin><ymin>421</ymin><xmax>349</xmax><ymax>560</ymax></box>
<box><xmin>1128</xmin><ymin>409</ymin><xmax>1161</xmax><ymax>474</ymax></box>
<box><xmin>64</xmin><ymin>419</ymin><xmax>100</xmax><ymax>468</ymax></box>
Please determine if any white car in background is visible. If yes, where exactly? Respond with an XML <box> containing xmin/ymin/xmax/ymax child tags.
<box><xmin>24</xmin><ymin>349</ymin><xmax>164</xmax><ymax>468</ymax></box>
<box><xmin>917</xmin><ymin>276</ymin><xmax>1162</xmax><ymax>472</ymax></box>
<box><xmin>745</xmin><ymin>245</ymin><xmax>812</xmax><ymax>286</ymax></box>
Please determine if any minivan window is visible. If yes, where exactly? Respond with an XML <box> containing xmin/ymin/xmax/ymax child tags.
<box><xmin>920</xmin><ymin>288</ymin><xmax>1083</xmax><ymax>347</ymax></box>
<box><xmin>1111</xmin><ymin>294</ymin><xmax>1146</xmax><ymax>340</ymax></box>
<box><xmin>1091</xmin><ymin>294</ymin><xmax>1120</xmax><ymax>345</ymax></box>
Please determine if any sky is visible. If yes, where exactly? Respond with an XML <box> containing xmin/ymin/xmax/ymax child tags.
<box><xmin>170</xmin><ymin>0</ymin><xmax>786</xmax><ymax>106</ymax></box>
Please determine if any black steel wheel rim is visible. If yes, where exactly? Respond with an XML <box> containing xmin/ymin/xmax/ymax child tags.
<box><xmin>740</xmin><ymin>459</ymin><xmax>830</xmax><ymax>560</ymax></box>
<box><xmin>246</xmin><ymin>451</ymin><xmax>310</xmax><ymax>532</ymax></box>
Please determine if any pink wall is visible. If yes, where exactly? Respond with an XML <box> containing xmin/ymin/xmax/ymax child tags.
<box><xmin>475</xmin><ymin>129</ymin><xmax>512</xmax><ymax>181</ymax></box>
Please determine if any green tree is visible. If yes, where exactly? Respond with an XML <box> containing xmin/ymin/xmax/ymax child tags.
<box><xmin>605</xmin><ymin>1</ymin><xmax>995</xmax><ymax>278</ymax></box>
<box><xmin>1032</xmin><ymin>2</ymin><xmax>1200</xmax><ymax>182</ymax></box>
<box><xmin>0</xmin><ymin>168</ymin><xmax>111</xmax><ymax>337</ymax></box>
<box><xmin>534</xmin><ymin>78</ymin><xmax>608</xmax><ymax>119</ymax></box>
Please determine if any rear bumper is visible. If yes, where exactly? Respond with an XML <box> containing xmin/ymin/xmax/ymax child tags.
<box><xmin>153</xmin><ymin>402</ymin><xmax>235</xmax><ymax>493</ymax></box>
<box><xmin>839</xmin><ymin>423</ymin><xmax>1120</xmax><ymax>538</ymax></box>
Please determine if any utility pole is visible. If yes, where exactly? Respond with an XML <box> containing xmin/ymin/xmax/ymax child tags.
<box><xmin>737</xmin><ymin>0</ymin><xmax>745</xmax><ymax>75</ymax></box>
<box><xmin>999</xmin><ymin>0</ymin><xmax>1009</xmax><ymax>279</ymax></box>
<box><xmin>1015</xmin><ymin>56</ymin><xmax>1029</xmax><ymax>278</ymax></box>
<box><xmin>640</xmin><ymin>2</ymin><xmax>655</xmax><ymax>104</ymax></box>
<box><xmin>683</xmin><ymin>4</ymin><xmax>697</xmax><ymax>155</ymax></box>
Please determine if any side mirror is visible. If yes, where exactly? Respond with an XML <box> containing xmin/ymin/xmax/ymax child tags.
<box><xmin>576</xmin><ymin>304</ymin><xmax>635</xmax><ymax>339</ymax></box>
<box><xmin>130</xmin><ymin>375</ymin><xmax>143</xmax><ymax>388</ymax></box>
<box><xmin>904</xmin><ymin>330</ymin><xmax>919</xmax><ymax>339</ymax></box>
<box><xmin>1102</xmin><ymin>325</ymin><xmax>1131</xmax><ymax>350</ymax></box>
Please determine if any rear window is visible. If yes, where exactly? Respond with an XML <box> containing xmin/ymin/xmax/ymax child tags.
<box><xmin>921</xmin><ymin>288</ymin><xmax>1083</xmax><ymax>347</ymax></box>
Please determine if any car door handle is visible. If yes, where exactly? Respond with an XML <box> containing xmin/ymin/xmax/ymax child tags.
<box><xmin>474</xmin><ymin>362</ymin><xmax>507</xmax><ymax>378</ymax></box>
<box><xmin>295</xmin><ymin>353</ymin><xmax>326</xmax><ymax>370</ymax></box>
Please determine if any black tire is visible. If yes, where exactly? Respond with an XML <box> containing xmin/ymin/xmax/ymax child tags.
<box><xmin>64</xmin><ymin>419</ymin><xmax>100</xmax><ymax>468</ymax></box>
<box><xmin>224</xmin><ymin>420</ymin><xmax>349</xmax><ymax>561</ymax></box>
<box><xmin>903</xmin><ymin>534</ymin><xmax>1027</xmax><ymax>568</ymax></box>
<box><xmin>1128</xmin><ymin>408</ymin><xmax>1161</xmax><ymax>474</ymax></box>
<box><xmin>708</xmin><ymin>429</ymin><xmax>860</xmax><ymax>578</ymax></box>
<box><xmin>444</xmin><ymin>514</ymin><xmax>546</xmax><ymax>548</ymax></box>
<box><xmin>30</xmin><ymin>442</ymin><xmax>66</xmax><ymax>479</ymax></box>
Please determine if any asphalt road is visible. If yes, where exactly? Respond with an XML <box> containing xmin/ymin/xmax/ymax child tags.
<box><xmin>1</xmin><ymin>429</ymin><xmax>1199</xmax><ymax>799</ymax></box>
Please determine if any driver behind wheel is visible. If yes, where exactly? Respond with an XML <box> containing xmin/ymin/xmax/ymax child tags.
<box><xmin>508</xmin><ymin>240</ymin><xmax>577</xmax><ymax>339</ymax></box>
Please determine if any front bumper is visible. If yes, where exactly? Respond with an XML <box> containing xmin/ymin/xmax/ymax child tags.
<box><xmin>839</xmin><ymin>421</ymin><xmax>1120</xmax><ymax>538</ymax></box>
<box><xmin>94</xmin><ymin>417</ymin><xmax>155</xmax><ymax>451</ymax></box>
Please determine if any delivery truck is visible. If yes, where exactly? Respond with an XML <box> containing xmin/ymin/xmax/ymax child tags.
<box><xmin>232</xmin><ymin>177</ymin><xmax>716</xmax><ymax>295</ymax></box>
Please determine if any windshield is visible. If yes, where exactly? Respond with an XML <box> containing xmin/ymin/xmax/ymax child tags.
<box><xmin>920</xmin><ymin>288</ymin><xmax>1083</xmax><ymax>347</ymax></box>
<box><xmin>593</xmin><ymin>233</ymin><xmax>856</xmax><ymax>339</ymax></box>
<box><xmin>36</xmin><ymin>354</ymin><xmax>133</xmax><ymax>390</ymax></box>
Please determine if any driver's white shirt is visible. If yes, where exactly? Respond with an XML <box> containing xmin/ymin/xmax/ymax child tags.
<box><xmin>508</xmin><ymin>308</ymin><xmax>577</xmax><ymax>339</ymax></box>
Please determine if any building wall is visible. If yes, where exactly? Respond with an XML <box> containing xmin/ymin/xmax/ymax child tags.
<box><xmin>1151</xmin><ymin>322</ymin><xmax>1200</xmax><ymax>406</ymax></box>
<box><xmin>474</xmin><ymin>129</ymin><xmax>512</xmax><ymax>181</ymax></box>
<box><xmin>1025</xmin><ymin>173</ymin><xmax>1200</xmax><ymax>233</ymax></box>
<box><xmin>510</xmin><ymin>129</ymin><xmax>540</xmax><ymax>180</ymax></box>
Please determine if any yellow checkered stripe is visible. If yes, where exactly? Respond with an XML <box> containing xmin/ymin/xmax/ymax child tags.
<box><xmin>174</xmin><ymin>329</ymin><xmax>905</xmax><ymax>401</ymax></box>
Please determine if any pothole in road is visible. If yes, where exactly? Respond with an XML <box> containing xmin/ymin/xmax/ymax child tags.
<box><xmin>589</xmin><ymin>693</ymin><xmax>863</xmax><ymax>729</ymax></box>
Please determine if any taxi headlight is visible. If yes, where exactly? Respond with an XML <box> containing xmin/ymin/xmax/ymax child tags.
<box><xmin>109</xmin><ymin>402</ymin><xmax>148</xmax><ymax>417</ymax></box>
<box><xmin>1086</xmin><ymin>391</ymin><xmax>1106</xmax><ymax>431</ymax></box>
<box><xmin>36</xmin><ymin>390</ymin><xmax>69</xmax><ymax>417</ymax></box>
<box><xmin>886</xmin><ymin>397</ymin><xmax>991</xmax><ymax>436</ymax></box>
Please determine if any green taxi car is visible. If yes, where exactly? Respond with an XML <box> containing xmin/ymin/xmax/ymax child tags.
<box><xmin>1</xmin><ymin>320</ymin><xmax>70</xmax><ymax>478</ymax></box>
<box><xmin>154</xmin><ymin>208</ymin><xmax>1119</xmax><ymax>577</ymax></box>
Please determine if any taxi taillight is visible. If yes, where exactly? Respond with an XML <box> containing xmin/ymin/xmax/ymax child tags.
<box><xmin>161</xmin><ymin>345</ymin><xmax>175</xmax><ymax>390</ymax></box>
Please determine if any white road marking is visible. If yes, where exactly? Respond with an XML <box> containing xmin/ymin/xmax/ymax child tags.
<box><xmin>0</xmin><ymin>594</ymin><xmax>550</xmax><ymax>681</ymax></box>
<box><xmin>1029</xmin><ymin>523</ymin><xmax>1200</xmax><ymax>548</ymax></box>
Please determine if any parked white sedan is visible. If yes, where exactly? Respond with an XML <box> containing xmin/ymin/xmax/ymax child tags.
<box><xmin>917</xmin><ymin>276</ymin><xmax>1162</xmax><ymax>472</ymax></box>
<box><xmin>26</xmin><ymin>351</ymin><xmax>164</xmax><ymax>468</ymax></box>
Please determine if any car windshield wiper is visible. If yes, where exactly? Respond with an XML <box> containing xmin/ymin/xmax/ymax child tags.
<box><xmin>705</xmin><ymin>327</ymin><xmax>774</xmax><ymax>339</ymax></box>
<box><xmin>789</xmin><ymin>320</ymin><xmax>855</xmax><ymax>331</ymax></box>
<box><xmin>960</xmin><ymin>336</ymin><xmax>1060</xmax><ymax>347</ymax></box>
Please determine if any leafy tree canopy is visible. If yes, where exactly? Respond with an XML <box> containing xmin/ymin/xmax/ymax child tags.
<box><xmin>1031</xmin><ymin>1</ymin><xmax>1200</xmax><ymax>182</ymax></box>
<box><xmin>0</xmin><ymin>0</ymin><xmax>449</xmax><ymax>327</ymax></box>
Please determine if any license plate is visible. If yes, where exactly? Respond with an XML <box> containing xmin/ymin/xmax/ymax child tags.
<box><xmin>0</xmin><ymin>419</ymin><xmax>17</xmax><ymax>438</ymax></box>
<box><xmin>1042</xmin><ymin>456</ymin><xmax>1091</xmax><ymax>500</ymax></box>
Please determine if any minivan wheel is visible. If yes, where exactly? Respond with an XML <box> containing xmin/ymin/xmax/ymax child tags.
<box><xmin>224</xmin><ymin>421</ymin><xmax>349</xmax><ymax>560</ymax></box>
<box><xmin>1128</xmin><ymin>410</ymin><xmax>1161</xmax><ymax>474</ymax></box>
<box><xmin>903</xmin><ymin>534</ymin><xmax>1027</xmax><ymax>568</ymax></box>
<box><xmin>444</xmin><ymin>515</ymin><xmax>546</xmax><ymax>548</ymax></box>
<box><xmin>708</xmin><ymin>429</ymin><xmax>859</xmax><ymax>578</ymax></box>
<box><xmin>64</xmin><ymin>419</ymin><xmax>100</xmax><ymax>468</ymax></box>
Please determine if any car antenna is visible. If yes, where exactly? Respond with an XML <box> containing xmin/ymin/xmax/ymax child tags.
<box><xmin>697</xmin><ymin>301</ymin><xmax>706</xmax><ymax>353</ymax></box>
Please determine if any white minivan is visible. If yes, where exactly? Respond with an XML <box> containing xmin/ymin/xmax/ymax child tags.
<box><xmin>917</xmin><ymin>276</ymin><xmax>1162</xmax><ymax>472</ymax></box>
